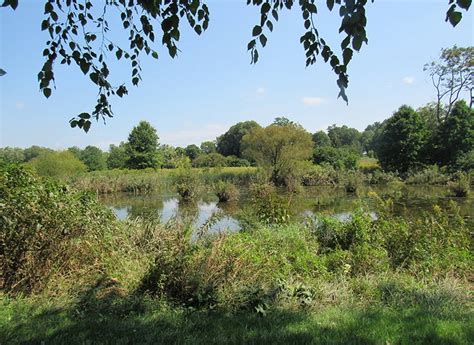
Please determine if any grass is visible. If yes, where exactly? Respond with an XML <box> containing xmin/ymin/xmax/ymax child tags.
<box><xmin>358</xmin><ymin>157</ymin><xmax>380</xmax><ymax>170</ymax></box>
<box><xmin>1</xmin><ymin>291</ymin><xmax>472</xmax><ymax>345</ymax></box>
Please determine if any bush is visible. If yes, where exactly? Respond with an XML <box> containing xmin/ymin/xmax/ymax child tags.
<box><xmin>214</xmin><ymin>181</ymin><xmax>239</xmax><ymax>202</ymax></box>
<box><xmin>343</xmin><ymin>171</ymin><xmax>364</xmax><ymax>193</ymax></box>
<box><xmin>26</xmin><ymin>151</ymin><xmax>87</xmax><ymax>179</ymax></box>
<box><xmin>313</xmin><ymin>147</ymin><xmax>359</xmax><ymax>170</ymax></box>
<box><xmin>301</xmin><ymin>165</ymin><xmax>338</xmax><ymax>186</ymax></box>
<box><xmin>405</xmin><ymin>165</ymin><xmax>449</xmax><ymax>185</ymax></box>
<box><xmin>447</xmin><ymin>172</ymin><xmax>470</xmax><ymax>197</ymax></box>
<box><xmin>173</xmin><ymin>169</ymin><xmax>200</xmax><ymax>200</ymax></box>
<box><xmin>0</xmin><ymin>166</ymin><xmax>118</xmax><ymax>294</ymax></box>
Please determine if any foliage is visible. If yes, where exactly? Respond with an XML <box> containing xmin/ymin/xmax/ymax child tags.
<box><xmin>0</xmin><ymin>166</ymin><xmax>118</xmax><ymax>294</ymax></box>
<box><xmin>312</xmin><ymin>130</ymin><xmax>331</xmax><ymax>147</ymax></box>
<box><xmin>173</xmin><ymin>169</ymin><xmax>200</xmax><ymax>200</ymax></box>
<box><xmin>26</xmin><ymin>151</ymin><xmax>87</xmax><ymax>179</ymax></box>
<box><xmin>0</xmin><ymin>147</ymin><xmax>24</xmax><ymax>164</ymax></box>
<box><xmin>447</xmin><ymin>171</ymin><xmax>470</xmax><ymax>197</ymax></box>
<box><xmin>376</xmin><ymin>105</ymin><xmax>429</xmax><ymax>174</ymax></box>
<box><xmin>405</xmin><ymin>165</ymin><xmax>450</xmax><ymax>185</ymax></box>
<box><xmin>125</xmin><ymin>121</ymin><xmax>160</xmax><ymax>169</ymax></box>
<box><xmin>433</xmin><ymin>100</ymin><xmax>474</xmax><ymax>169</ymax></box>
<box><xmin>107</xmin><ymin>143</ymin><xmax>129</xmax><ymax>170</ymax></box>
<box><xmin>214</xmin><ymin>181</ymin><xmax>239</xmax><ymax>202</ymax></box>
<box><xmin>216</xmin><ymin>121</ymin><xmax>261</xmax><ymax>158</ymax></box>
<box><xmin>343</xmin><ymin>171</ymin><xmax>364</xmax><ymax>194</ymax></box>
<box><xmin>192</xmin><ymin>152</ymin><xmax>226</xmax><ymax>168</ymax></box>
<box><xmin>200</xmin><ymin>141</ymin><xmax>216</xmax><ymax>154</ymax></box>
<box><xmin>79</xmin><ymin>145</ymin><xmax>107</xmax><ymax>171</ymax></box>
<box><xmin>185</xmin><ymin>144</ymin><xmax>202</xmax><ymax>160</ymax></box>
<box><xmin>23</xmin><ymin>145</ymin><xmax>54</xmax><ymax>162</ymax></box>
<box><xmin>313</xmin><ymin>146</ymin><xmax>359</xmax><ymax>170</ymax></box>
<box><xmin>424</xmin><ymin>46</ymin><xmax>474</xmax><ymax>120</ymax></box>
<box><xmin>242</xmin><ymin>122</ymin><xmax>313</xmax><ymax>185</ymax></box>
<box><xmin>327</xmin><ymin>124</ymin><xmax>362</xmax><ymax>152</ymax></box>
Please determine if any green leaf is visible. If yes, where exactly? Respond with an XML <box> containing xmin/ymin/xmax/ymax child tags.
<box><xmin>152</xmin><ymin>51</ymin><xmax>158</xmax><ymax>59</ymax></box>
<box><xmin>272</xmin><ymin>9</ymin><xmax>279</xmax><ymax>21</ymax></box>
<box><xmin>352</xmin><ymin>36</ymin><xmax>363</xmax><ymax>51</ymax></box>
<box><xmin>252</xmin><ymin>25</ymin><xmax>262</xmax><ymax>36</ymax></box>
<box><xmin>261</xmin><ymin>2</ymin><xmax>271</xmax><ymax>14</ymax></box>
<box><xmin>116</xmin><ymin>50</ymin><xmax>123</xmax><ymax>60</ymax></box>
<box><xmin>3</xmin><ymin>0</ymin><xmax>18</xmax><ymax>10</ymax></box>
<box><xmin>80</xmin><ymin>60</ymin><xmax>90</xmax><ymax>75</ymax></box>
<box><xmin>83</xmin><ymin>120</ymin><xmax>91</xmax><ymax>133</ymax></box>
<box><xmin>43</xmin><ymin>87</ymin><xmax>52</xmax><ymax>98</ymax></box>
<box><xmin>457</xmin><ymin>0</ymin><xmax>471</xmax><ymax>10</ymax></box>
<box><xmin>326</xmin><ymin>0</ymin><xmax>335</xmax><ymax>11</ymax></box>
<box><xmin>0</xmin><ymin>68</ymin><xmax>6</xmax><ymax>76</ymax></box>
<box><xmin>78</xmin><ymin>112</ymin><xmax>90</xmax><ymax>119</ymax></box>
<box><xmin>343</xmin><ymin>48</ymin><xmax>353</xmax><ymax>65</ymax></box>
<box><xmin>41</xmin><ymin>19</ymin><xmax>49</xmax><ymax>31</ymax></box>
<box><xmin>448</xmin><ymin>11</ymin><xmax>463</xmax><ymax>26</ymax></box>
<box><xmin>247</xmin><ymin>39</ymin><xmax>256</xmax><ymax>50</ymax></box>
<box><xmin>259</xmin><ymin>34</ymin><xmax>267</xmax><ymax>47</ymax></box>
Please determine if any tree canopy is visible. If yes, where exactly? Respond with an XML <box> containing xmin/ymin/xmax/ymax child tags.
<box><xmin>125</xmin><ymin>120</ymin><xmax>160</xmax><ymax>169</ymax></box>
<box><xmin>216</xmin><ymin>121</ymin><xmax>261</xmax><ymax>158</ymax></box>
<box><xmin>1</xmin><ymin>0</ymin><xmax>471</xmax><ymax>131</ymax></box>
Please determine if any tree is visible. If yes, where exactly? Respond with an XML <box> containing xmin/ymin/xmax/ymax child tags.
<box><xmin>26</xmin><ymin>151</ymin><xmax>87</xmax><ymax>179</ymax></box>
<box><xmin>424</xmin><ymin>46</ymin><xmax>474</xmax><ymax>121</ymax></box>
<box><xmin>327</xmin><ymin>124</ymin><xmax>362</xmax><ymax>151</ymax></box>
<box><xmin>433</xmin><ymin>100</ymin><xmax>474</xmax><ymax>168</ymax></box>
<box><xmin>24</xmin><ymin>145</ymin><xmax>54</xmax><ymax>162</ymax></box>
<box><xmin>376</xmin><ymin>106</ymin><xmax>429</xmax><ymax>173</ymax></box>
<box><xmin>312</xmin><ymin>131</ymin><xmax>331</xmax><ymax>147</ymax></box>
<box><xmin>200</xmin><ymin>141</ymin><xmax>216</xmax><ymax>154</ymax></box>
<box><xmin>242</xmin><ymin>123</ymin><xmax>313</xmax><ymax>185</ymax></box>
<box><xmin>78</xmin><ymin>145</ymin><xmax>106</xmax><ymax>171</ymax></box>
<box><xmin>192</xmin><ymin>152</ymin><xmax>227</xmax><ymax>168</ymax></box>
<box><xmin>216</xmin><ymin>121</ymin><xmax>261</xmax><ymax>157</ymax></box>
<box><xmin>0</xmin><ymin>147</ymin><xmax>24</xmax><ymax>164</ymax></box>
<box><xmin>184</xmin><ymin>144</ymin><xmax>202</xmax><ymax>160</ymax></box>
<box><xmin>313</xmin><ymin>146</ymin><xmax>359</xmax><ymax>170</ymax></box>
<box><xmin>2</xmin><ymin>1</ymin><xmax>469</xmax><ymax>131</ymax></box>
<box><xmin>107</xmin><ymin>142</ymin><xmax>129</xmax><ymax>169</ymax></box>
<box><xmin>125</xmin><ymin>121</ymin><xmax>160</xmax><ymax>169</ymax></box>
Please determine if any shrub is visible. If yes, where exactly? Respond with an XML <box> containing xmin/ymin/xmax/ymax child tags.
<box><xmin>173</xmin><ymin>169</ymin><xmax>200</xmax><ymax>200</ymax></box>
<box><xmin>301</xmin><ymin>165</ymin><xmax>338</xmax><ymax>186</ymax></box>
<box><xmin>26</xmin><ymin>151</ymin><xmax>87</xmax><ymax>179</ymax></box>
<box><xmin>0</xmin><ymin>166</ymin><xmax>118</xmax><ymax>294</ymax></box>
<box><xmin>405</xmin><ymin>165</ymin><xmax>449</xmax><ymax>185</ymax></box>
<box><xmin>313</xmin><ymin>146</ymin><xmax>359</xmax><ymax>170</ymax></box>
<box><xmin>447</xmin><ymin>172</ymin><xmax>470</xmax><ymax>197</ymax></box>
<box><xmin>214</xmin><ymin>181</ymin><xmax>239</xmax><ymax>202</ymax></box>
<box><xmin>343</xmin><ymin>171</ymin><xmax>364</xmax><ymax>193</ymax></box>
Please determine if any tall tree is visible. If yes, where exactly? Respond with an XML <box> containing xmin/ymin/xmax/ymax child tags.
<box><xmin>125</xmin><ymin>121</ymin><xmax>160</xmax><ymax>169</ymax></box>
<box><xmin>79</xmin><ymin>145</ymin><xmax>107</xmax><ymax>171</ymax></box>
<box><xmin>312</xmin><ymin>131</ymin><xmax>332</xmax><ymax>147</ymax></box>
<box><xmin>242</xmin><ymin>123</ymin><xmax>313</xmax><ymax>185</ymax></box>
<box><xmin>424</xmin><ymin>46</ymin><xmax>474</xmax><ymax>121</ymax></box>
<box><xmin>107</xmin><ymin>143</ymin><xmax>128</xmax><ymax>169</ymax></box>
<box><xmin>2</xmin><ymin>1</ymin><xmax>469</xmax><ymax>130</ymax></box>
<box><xmin>200</xmin><ymin>141</ymin><xmax>216</xmax><ymax>154</ymax></box>
<box><xmin>185</xmin><ymin>144</ymin><xmax>202</xmax><ymax>160</ymax></box>
<box><xmin>433</xmin><ymin>100</ymin><xmax>474</xmax><ymax>168</ymax></box>
<box><xmin>327</xmin><ymin>124</ymin><xmax>362</xmax><ymax>151</ymax></box>
<box><xmin>376</xmin><ymin>106</ymin><xmax>429</xmax><ymax>173</ymax></box>
<box><xmin>216</xmin><ymin>121</ymin><xmax>261</xmax><ymax>157</ymax></box>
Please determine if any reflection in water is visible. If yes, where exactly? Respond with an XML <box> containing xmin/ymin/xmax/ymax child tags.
<box><xmin>100</xmin><ymin>185</ymin><xmax>473</xmax><ymax>233</ymax></box>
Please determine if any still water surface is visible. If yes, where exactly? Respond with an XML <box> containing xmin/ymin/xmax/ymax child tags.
<box><xmin>101</xmin><ymin>185</ymin><xmax>473</xmax><ymax>232</ymax></box>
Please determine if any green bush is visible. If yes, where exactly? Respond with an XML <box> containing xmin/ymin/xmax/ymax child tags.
<box><xmin>447</xmin><ymin>171</ymin><xmax>470</xmax><ymax>197</ymax></box>
<box><xmin>26</xmin><ymin>151</ymin><xmax>87</xmax><ymax>179</ymax></box>
<box><xmin>173</xmin><ymin>169</ymin><xmax>200</xmax><ymax>200</ymax></box>
<box><xmin>405</xmin><ymin>165</ymin><xmax>449</xmax><ymax>185</ymax></box>
<box><xmin>214</xmin><ymin>181</ymin><xmax>239</xmax><ymax>202</ymax></box>
<box><xmin>0</xmin><ymin>166</ymin><xmax>118</xmax><ymax>294</ymax></box>
<box><xmin>343</xmin><ymin>171</ymin><xmax>364</xmax><ymax>193</ymax></box>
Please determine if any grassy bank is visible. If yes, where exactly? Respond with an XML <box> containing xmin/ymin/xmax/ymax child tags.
<box><xmin>1</xmin><ymin>166</ymin><xmax>472</xmax><ymax>344</ymax></box>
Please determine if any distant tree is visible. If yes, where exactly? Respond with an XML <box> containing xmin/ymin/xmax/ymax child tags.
<box><xmin>26</xmin><ymin>151</ymin><xmax>87</xmax><ymax>179</ymax></box>
<box><xmin>200</xmin><ymin>141</ymin><xmax>216</xmax><ymax>154</ymax></box>
<box><xmin>424</xmin><ymin>46</ymin><xmax>474</xmax><ymax>121</ymax></box>
<box><xmin>107</xmin><ymin>142</ymin><xmax>129</xmax><ymax>169</ymax></box>
<box><xmin>273</xmin><ymin>116</ymin><xmax>296</xmax><ymax>127</ymax></box>
<box><xmin>242</xmin><ymin>123</ymin><xmax>313</xmax><ymax>185</ymax></box>
<box><xmin>376</xmin><ymin>106</ymin><xmax>429</xmax><ymax>173</ymax></box>
<box><xmin>313</xmin><ymin>146</ymin><xmax>359</xmax><ymax>170</ymax></box>
<box><xmin>327</xmin><ymin>124</ymin><xmax>361</xmax><ymax>150</ymax></box>
<box><xmin>185</xmin><ymin>144</ymin><xmax>202</xmax><ymax>160</ymax></box>
<box><xmin>433</xmin><ymin>100</ymin><xmax>474</xmax><ymax>169</ymax></box>
<box><xmin>79</xmin><ymin>145</ymin><xmax>107</xmax><ymax>171</ymax></box>
<box><xmin>216</xmin><ymin>121</ymin><xmax>261</xmax><ymax>157</ymax></box>
<box><xmin>0</xmin><ymin>147</ymin><xmax>24</xmax><ymax>164</ymax></box>
<box><xmin>67</xmin><ymin>146</ymin><xmax>82</xmax><ymax>159</ymax></box>
<box><xmin>312</xmin><ymin>131</ymin><xmax>331</xmax><ymax>147</ymax></box>
<box><xmin>192</xmin><ymin>152</ymin><xmax>227</xmax><ymax>168</ymax></box>
<box><xmin>24</xmin><ymin>145</ymin><xmax>54</xmax><ymax>162</ymax></box>
<box><xmin>225</xmin><ymin>155</ymin><xmax>251</xmax><ymax>167</ymax></box>
<box><xmin>125</xmin><ymin>121</ymin><xmax>160</xmax><ymax>169</ymax></box>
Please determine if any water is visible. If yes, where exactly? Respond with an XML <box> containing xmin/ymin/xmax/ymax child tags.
<box><xmin>100</xmin><ymin>185</ymin><xmax>474</xmax><ymax>232</ymax></box>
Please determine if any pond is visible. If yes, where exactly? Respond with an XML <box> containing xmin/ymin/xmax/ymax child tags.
<box><xmin>101</xmin><ymin>185</ymin><xmax>474</xmax><ymax>232</ymax></box>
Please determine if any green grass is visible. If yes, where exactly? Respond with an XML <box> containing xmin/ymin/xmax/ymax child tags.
<box><xmin>1</xmin><ymin>294</ymin><xmax>472</xmax><ymax>345</ymax></box>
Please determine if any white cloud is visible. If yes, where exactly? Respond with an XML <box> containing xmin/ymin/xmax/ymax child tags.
<box><xmin>302</xmin><ymin>97</ymin><xmax>326</xmax><ymax>106</ymax></box>
<box><xmin>402</xmin><ymin>76</ymin><xmax>415</xmax><ymax>85</ymax></box>
<box><xmin>256</xmin><ymin>87</ymin><xmax>265</xmax><ymax>95</ymax></box>
<box><xmin>161</xmin><ymin>123</ymin><xmax>228</xmax><ymax>147</ymax></box>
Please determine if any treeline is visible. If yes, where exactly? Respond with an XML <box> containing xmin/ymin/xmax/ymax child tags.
<box><xmin>1</xmin><ymin>100</ymin><xmax>472</xmax><ymax>180</ymax></box>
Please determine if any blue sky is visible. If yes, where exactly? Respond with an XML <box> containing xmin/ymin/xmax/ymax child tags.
<box><xmin>1</xmin><ymin>0</ymin><xmax>472</xmax><ymax>149</ymax></box>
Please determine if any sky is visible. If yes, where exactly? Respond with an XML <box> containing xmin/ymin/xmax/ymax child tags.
<box><xmin>0</xmin><ymin>0</ymin><xmax>472</xmax><ymax>150</ymax></box>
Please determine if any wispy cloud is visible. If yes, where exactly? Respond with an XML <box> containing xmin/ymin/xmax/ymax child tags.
<box><xmin>402</xmin><ymin>76</ymin><xmax>415</xmax><ymax>85</ymax></box>
<box><xmin>302</xmin><ymin>97</ymin><xmax>326</xmax><ymax>106</ymax></box>
<box><xmin>256</xmin><ymin>87</ymin><xmax>265</xmax><ymax>95</ymax></box>
<box><xmin>161</xmin><ymin>123</ymin><xmax>228</xmax><ymax>147</ymax></box>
